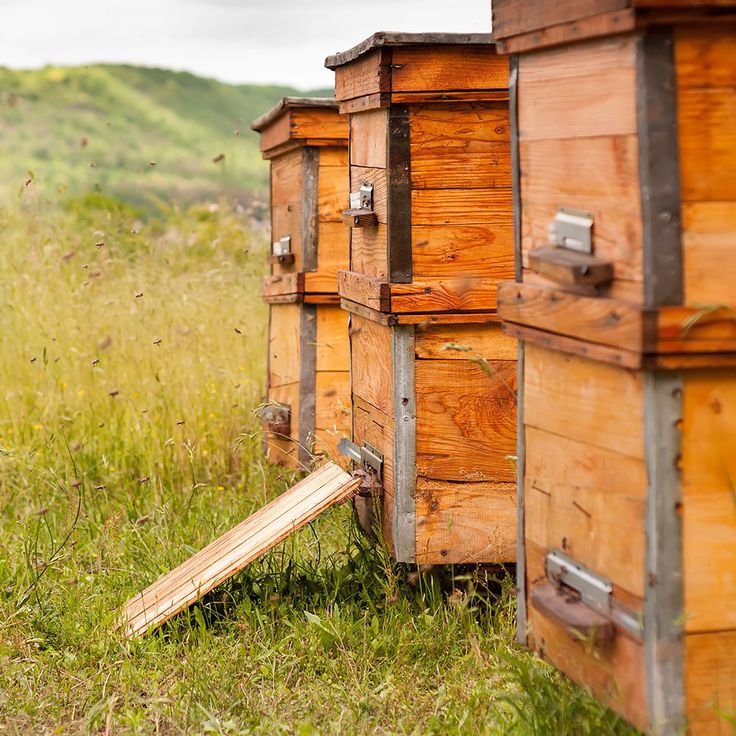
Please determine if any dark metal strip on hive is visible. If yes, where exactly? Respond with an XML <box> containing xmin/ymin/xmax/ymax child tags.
<box><xmin>387</xmin><ymin>105</ymin><xmax>412</xmax><ymax>284</ymax></box>
<box><xmin>643</xmin><ymin>371</ymin><xmax>685</xmax><ymax>732</ymax></box>
<box><xmin>515</xmin><ymin>340</ymin><xmax>527</xmax><ymax>644</ymax></box>
<box><xmin>298</xmin><ymin>305</ymin><xmax>317</xmax><ymax>467</ymax></box>
<box><xmin>636</xmin><ymin>28</ymin><xmax>683</xmax><ymax>308</ymax></box>
<box><xmin>301</xmin><ymin>147</ymin><xmax>320</xmax><ymax>272</ymax></box>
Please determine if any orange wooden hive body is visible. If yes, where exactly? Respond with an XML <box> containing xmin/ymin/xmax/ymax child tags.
<box><xmin>325</xmin><ymin>34</ymin><xmax>517</xmax><ymax>564</ymax></box>
<box><xmin>252</xmin><ymin>98</ymin><xmax>351</xmax><ymax>469</ymax></box>
<box><xmin>493</xmin><ymin>2</ymin><xmax>736</xmax><ymax>733</ymax></box>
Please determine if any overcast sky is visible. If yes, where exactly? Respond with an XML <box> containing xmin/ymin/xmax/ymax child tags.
<box><xmin>0</xmin><ymin>0</ymin><xmax>491</xmax><ymax>90</ymax></box>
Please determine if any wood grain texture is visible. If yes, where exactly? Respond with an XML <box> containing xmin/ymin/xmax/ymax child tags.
<box><xmin>314</xmin><ymin>370</ymin><xmax>351</xmax><ymax>432</ymax></box>
<box><xmin>350</xmin><ymin>109</ymin><xmax>388</xmax><ymax>168</ymax></box>
<box><xmin>350</xmin><ymin>223</ymin><xmax>388</xmax><ymax>279</ymax></box>
<box><xmin>390</xmin><ymin>46</ymin><xmax>508</xmax><ymax>92</ymax></box>
<box><xmin>317</xmin><ymin>162</ymin><xmax>347</xmax><ymax>224</ymax></box>
<box><xmin>411</xmin><ymin>188</ymin><xmax>513</xmax><ymax>226</ymax></box>
<box><xmin>290</xmin><ymin>108</ymin><xmax>348</xmax><ymax>144</ymax></box>
<box><xmin>315</xmin><ymin>221</ymin><xmax>349</xmax><ymax>283</ymax></box>
<box><xmin>526</xmin><ymin>539</ymin><xmax>648</xmax><ymax>732</ymax></box>
<box><xmin>338</xmin><ymin>270</ymin><xmax>390</xmax><ymax>312</ymax></box>
<box><xmin>518</xmin><ymin>36</ymin><xmax>638</xmax><ymax>141</ymax></box>
<box><xmin>412</xmin><ymin>224</ymin><xmax>514</xmax><ymax>280</ymax></box>
<box><xmin>120</xmin><ymin>463</ymin><xmax>360</xmax><ymax>637</ymax></box>
<box><xmin>681</xmin><ymin>369</ymin><xmax>736</xmax><ymax>633</ymax></box>
<box><xmin>334</xmin><ymin>48</ymin><xmax>389</xmax><ymax>103</ymax></box>
<box><xmin>268</xmin><ymin>303</ymin><xmax>301</xmax><ymax>387</ymax></box>
<box><xmin>415</xmin><ymin>358</ymin><xmax>517</xmax><ymax>482</ymax></box>
<box><xmin>389</xmin><ymin>279</ymin><xmax>499</xmax><ymax>313</ymax></box>
<box><xmin>262</xmin><ymin>272</ymin><xmax>304</xmax><ymax>303</ymax></box>
<box><xmin>349</xmin><ymin>314</ymin><xmax>393</xmax><ymax>417</ymax></box>
<box><xmin>685</xmin><ymin>630</ymin><xmax>736</xmax><ymax>735</ymax></box>
<box><xmin>315</xmin><ymin>304</ymin><xmax>350</xmax><ymax>372</ymax></box>
<box><xmin>524</xmin><ymin>344</ymin><xmax>645</xmax><ymax>459</ymax></box>
<box><xmin>525</xmin><ymin>425</ymin><xmax>647</xmax><ymax>599</ymax></box>
<box><xmin>414</xmin><ymin>322</ymin><xmax>517</xmax><ymax>361</ymax></box>
<box><xmin>350</xmin><ymin>166</ymin><xmax>388</xmax><ymax>223</ymax></box>
<box><xmin>415</xmin><ymin>478</ymin><xmax>516</xmax><ymax>564</ymax></box>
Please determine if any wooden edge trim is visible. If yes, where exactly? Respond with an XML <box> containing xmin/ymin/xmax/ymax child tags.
<box><xmin>340</xmin><ymin>298</ymin><xmax>394</xmax><ymax>326</ymax></box>
<box><xmin>251</xmin><ymin>96</ymin><xmax>339</xmax><ymax>132</ymax></box>
<box><xmin>643</xmin><ymin>372</ymin><xmax>685</xmax><ymax>732</ymax></box>
<box><xmin>298</xmin><ymin>305</ymin><xmax>317</xmax><ymax>468</ymax></box>
<box><xmin>391</xmin><ymin>324</ymin><xmax>416</xmax><ymax>563</ymax></box>
<box><xmin>637</xmin><ymin>27</ymin><xmax>683</xmax><ymax>308</ymax></box>
<box><xmin>301</xmin><ymin>147</ymin><xmax>319</xmax><ymax>272</ymax></box>
<box><xmin>303</xmin><ymin>293</ymin><xmax>341</xmax><ymax>305</ymax></box>
<box><xmin>389</xmin><ymin>90</ymin><xmax>511</xmax><ymax>104</ymax></box>
<box><xmin>387</xmin><ymin>104</ymin><xmax>412</xmax><ymax>284</ymax></box>
<box><xmin>495</xmin><ymin>8</ymin><xmax>637</xmax><ymax>55</ymax></box>
<box><xmin>337</xmin><ymin>270</ymin><xmax>391</xmax><ymax>312</ymax></box>
<box><xmin>262</xmin><ymin>273</ymin><xmax>305</xmax><ymax>303</ymax></box>
<box><xmin>503</xmin><ymin>322</ymin><xmax>643</xmax><ymax>369</ymax></box>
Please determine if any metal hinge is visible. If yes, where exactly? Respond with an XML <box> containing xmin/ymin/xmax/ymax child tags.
<box><xmin>337</xmin><ymin>438</ymin><xmax>383</xmax><ymax>482</ymax></box>
<box><xmin>546</xmin><ymin>550</ymin><xmax>642</xmax><ymax>639</ymax></box>
<box><xmin>548</xmin><ymin>208</ymin><xmax>594</xmax><ymax>254</ymax></box>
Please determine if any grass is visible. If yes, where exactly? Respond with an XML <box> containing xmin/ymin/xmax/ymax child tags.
<box><xmin>0</xmin><ymin>187</ymin><xmax>639</xmax><ymax>734</ymax></box>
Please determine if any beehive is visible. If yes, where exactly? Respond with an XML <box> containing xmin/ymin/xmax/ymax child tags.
<box><xmin>493</xmin><ymin>3</ymin><xmax>736</xmax><ymax>733</ymax></box>
<box><xmin>325</xmin><ymin>34</ymin><xmax>518</xmax><ymax>564</ymax></box>
<box><xmin>251</xmin><ymin>98</ymin><xmax>351</xmax><ymax>468</ymax></box>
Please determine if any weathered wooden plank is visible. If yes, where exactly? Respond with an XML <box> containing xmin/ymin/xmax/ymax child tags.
<box><xmin>290</xmin><ymin>108</ymin><xmax>348</xmax><ymax>143</ymax></box>
<box><xmin>528</xmin><ymin>246</ymin><xmax>614</xmax><ymax>288</ymax></box>
<box><xmin>315</xmin><ymin>304</ymin><xmax>350</xmax><ymax>373</ymax></box>
<box><xmin>412</xmin><ymin>224</ymin><xmax>514</xmax><ymax>282</ymax></box>
<box><xmin>414</xmin><ymin>322</ymin><xmax>517</xmax><ymax>361</ymax></box>
<box><xmin>317</xmin><ymin>162</ymin><xmax>347</xmax><ymax>224</ymax></box>
<box><xmin>525</xmin><ymin>425</ymin><xmax>647</xmax><ymax>599</ymax></box>
<box><xmin>268</xmin><ymin>303</ymin><xmax>301</xmax><ymax>387</ymax></box>
<box><xmin>338</xmin><ymin>270</ymin><xmax>390</xmax><ymax>312</ymax></box>
<box><xmin>297</xmin><ymin>305</ymin><xmax>317</xmax><ymax>467</ymax></box>
<box><xmin>318</xmin><ymin>146</ymin><xmax>349</xmax><ymax>168</ymax></box>
<box><xmin>350</xmin><ymin>166</ymin><xmax>388</xmax><ymax>224</ymax></box>
<box><xmin>390</xmin><ymin>46</ymin><xmax>508</xmax><ymax>92</ymax></box>
<box><xmin>259</xmin><ymin>111</ymin><xmax>292</xmax><ymax>154</ymax></box>
<box><xmin>415</xmin><ymin>358</ymin><xmax>517</xmax><ymax>482</ymax></box>
<box><xmin>350</xmin><ymin>223</ymin><xmax>388</xmax><ymax>279</ymax></box>
<box><xmin>524</xmin><ymin>344</ymin><xmax>645</xmax><ymax>459</ymax></box>
<box><xmin>271</xmin><ymin>202</ymin><xmax>302</xmax><ymax>274</ymax></box>
<box><xmin>676</xmin><ymin>26</ymin><xmax>736</xmax><ymax>89</ymax></box>
<box><xmin>315</xmin><ymin>221</ymin><xmax>349</xmax><ymax>282</ymax></box>
<box><xmin>349</xmin><ymin>109</ymin><xmax>388</xmax><ymax>168</ymax></box>
<box><xmin>349</xmin><ymin>313</ymin><xmax>393</xmax><ymax>417</ymax></box>
<box><xmin>415</xmin><ymin>478</ymin><xmax>516</xmax><ymax>564</ymax></box>
<box><xmin>334</xmin><ymin>48</ymin><xmax>390</xmax><ymax>103</ymax></box>
<box><xmin>498</xmin><ymin>281</ymin><xmax>650</xmax><ymax>352</ymax></box>
<box><xmin>262</xmin><ymin>272</ymin><xmax>304</xmax><ymax>303</ymax></box>
<box><xmin>389</xmin><ymin>279</ymin><xmax>500</xmax><ymax>313</ymax></box>
<box><xmin>411</xmin><ymin>188</ymin><xmax>513</xmax><ymax>226</ymax></box>
<box><xmin>518</xmin><ymin>36</ymin><xmax>638</xmax><ymax>141</ymax></box>
<box><xmin>685</xmin><ymin>630</ymin><xmax>736</xmax><ymax>735</ymax></box>
<box><xmin>526</xmin><ymin>539</ymin><xmax>648</xmax><ymax>732</ymax></box>
<box><xmin>270</xmin><ymin>149</ymin><xmax>302</xmax><ymax>207</ymax></box>
<box><xmin>121</xmin><ymin>463</ymin><xmax>360</xmax><ymax>637</ymax></box>
<box><xmin>314</xmin><ymin>370</ymin><xmax>351</xmax><ymax>432</ymax></box>
<box><xmin>681</xmin><ymin>369</ymin><xmax>736</xmax><ymax>634</ymax></box>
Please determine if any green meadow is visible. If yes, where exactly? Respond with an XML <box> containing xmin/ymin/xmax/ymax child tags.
<box><xmin>0</xmin><ymin>66</ymin><xmax>637</xmax><ymax>734</ymax></box>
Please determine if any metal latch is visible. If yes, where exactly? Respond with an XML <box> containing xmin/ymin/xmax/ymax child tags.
<box><xmin>342</xmin><ymin>183</ymin><xmax>377</xmax><ymax>228</ymax></box>
<box><xmin>258</xmin><ymin>402</ymin><xmax>291</xmax><ymax>436</ymax></box>
<box><xmin>337</xmin><ymin>438</ymin><xmax>383</xmax><ymax>482</ymax></box>
<box><xmin>272</xmin><ymin>235</ymin><xmax>292</xmax><ymax>256</ymax></box>
<box><xmin>549</xmin><ymin>208</ymin><xmax>593</xmax><ymax>254</ymax></box>
<box><xmin>546</xmin><ymin>550</ymin><xmax>642</xmax><ymax>639</ymax></box>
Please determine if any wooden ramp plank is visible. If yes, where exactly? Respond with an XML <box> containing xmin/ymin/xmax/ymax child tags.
<box><xmin>120</xmin><ymin>462</ymin><xmax>360</xmax><ymax>638</ymax></box>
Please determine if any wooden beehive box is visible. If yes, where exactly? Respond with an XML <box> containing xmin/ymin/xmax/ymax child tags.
<box><xmin>493</xmin><ymin>3</ymin><xmax>736</xmax><ymax>733</ymax></box>
<box><xmin>324</xmin><ymin>35</ymin><xmax>518</xmax><ymax>565</ymax></box>
<box><xmin>251</xmin><ymin>98</ymin><xmax>351</xmax><ymax>468</ymax></box>
<box><xmin>325</xmin><ymin>32</ymin><xmax>514</xmax><ymax>315</ymax></box>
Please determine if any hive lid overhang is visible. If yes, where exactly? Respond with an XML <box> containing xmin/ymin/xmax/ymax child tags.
<box><xmin>250</xmin><ymin>96</ymin><xmax>339</xmax><ymax>132</ymax></box>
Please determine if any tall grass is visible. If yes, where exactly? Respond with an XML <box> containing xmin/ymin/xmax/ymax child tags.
<box><xmin>0</xmin><ymin>191</ymin><xmax>638</xmax><ymax>734</ymax></box>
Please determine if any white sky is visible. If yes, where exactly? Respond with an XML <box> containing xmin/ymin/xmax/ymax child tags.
<box><xmin>0</xmin><ymin>0</ymin><xmax>491</xmax><ymax>89</ymax></box>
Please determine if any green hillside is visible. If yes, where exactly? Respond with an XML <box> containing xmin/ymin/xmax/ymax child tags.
<box><xmin>0</xmin><ymin>64</ymin><xmax>331</xmax><ymax>210</ymax></box>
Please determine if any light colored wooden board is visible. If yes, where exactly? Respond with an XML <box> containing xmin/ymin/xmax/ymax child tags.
<box><xmin>290</xmin><ymin>108</ymin><xmax>348</xmax><ymax>143</ymax></box>
<box><xmin>518</xmin><ymin>35</ymin><xmax>637</xmax><ymax>141</ymax></box>
<box><xmin>317</xmin><ymin>162</ymin><xmax>347</xmax><ymax>224</ymax></box>
<box><xmin>685</xmin><ymin>630</ymin><xmax>736</xmax><ymax>735</ymax></box>
<box><xmin>389</xmin><ymin>278</ymin><xmax>501</xmax><ymax>313</ymax></box>
<box><xmin>526</xmin><ymin>539</ymin><xmax>648</xmax><ymax>732</ymax></box>
<box><xmin>350</xmin><ymin>166</ymin><xmax>388</xmax><ymax>224</ymax></box>
<box><xmin>682</xmin><ymin>369</ymin><xmax>736</xmax><ymax>634</ymax></box>
<box><xmin>415</xmin><ymin>322</ymin><xmax>517</xmax><ymax>361</ymax></box>
<box><xmin>524</xmin><ymin>344</ymin><xmax>645</xmax><ymax>460</ymax></box>
<box><xmin>258</xmin><ymin>111</ymin><xmax>292</xmax><ymax>154</ymax></box>
<box><xmin>270</xmin><ymin>150</ymin><xmax>302</xmax><ymax>207</ymax></box>
<box><xmin>338</xmin><ymin>270</ymin><xmax>390</xmax><ymax>312</ymax></box>
<box><xmin>334</xmin><ymin>48</ymin><xmax>388</xmax><ymax>103</ymax></box>
<box><xmin>303</xmin><ymin>271</ymin><xmax>338</xmax><ymax>295</ymax></box>
<box><xmin>120</xmin><ymin>463</ymin><xmax>360</xmax><ymax>637</ymax></box>
<box><xmin>271</xmin><ymin>202</ymin><xmax>302</xmax><ymax>275</ymax></box>
<box><xmin>411</xmin><ymin>188</ymin><xmax>513</xmax><ymax>226</ymax></box>
<box><xmin>412</xmin><ymin>223</ymin><xmax>514</xmax><ymax>281</ymax></box>
<box><xmin>415</xmin><ymin>358</ymin><xmax>517</xmax><ymax>482</ymax></box>
<box><xmin>525</xmin><ymin>425</ymin><xmax>647</xmax><ymax>599</ymax></box>
<box><xmin>683</xmin><ymin>202</ymin><xmax>736</xmax><ymax>306</ymax></box>
<box><xmin>519</xmin><ymin>135</ymin><xmax>642</xmax><ymax>285</ymax></box>
<box><xmin>316</xmin><ymin>304</ymin><xmax>350</xmax><ymax>372</ymax></box>
<box><xmin>391</xmin><ymin>46</ymin><xmax>508</xmax><ymax>92</ymax></box>
<box><xmin>319</xmin><ymin>146</ymin><xmax>349</xmax><ymax>168</ymax></box>
<box><xmin>350</xmin><ymin>223</ymin><xmax>388</xmax><ymax>279</ymax></box>
<box><xmin>316</xmin><ymin>221</ymin><xmax>349</xmax><ymax>281</ymax></box>
<box><xmin>415</xmin><ymin>478</ymin><xmax>516</xmax><ymax>565</ymax></box>
<box><xmin>268</xmin><ymin>304</ymin><xmax>301</xmax><ymax>387</ymax></box>
<box><xmin>265</xmin><ymin>381</ymin><xmax>300</xmax><ymax>469</ymax></box>
<box><xmin>349</xmin><ymin>314</ymin><xmax>393</xmax><ymax>418</ymax></box>
<box><xmin>350</xmin><ymin>109</ymin><xmax>388</xmax><ymax>168</ymax></box>
<box><xmin>315</xmin><ymin>370</ymin><xmax>351</xmax><ymax>432</ymax></box>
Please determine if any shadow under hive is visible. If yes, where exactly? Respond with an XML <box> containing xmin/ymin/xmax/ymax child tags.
<box><xmin>252</xmin><ymin>98</ymin><xmax>351</xmax><ymax>469</ymax></box>
<box><xmin>493</xmin><ymin>2</ymin><xmax>736</xmax><ymax>733</ymax></box>
<box><xmin>325</xmin><ymin>33</ymin><xmax>518</xmax><ymax>565</ymax></box>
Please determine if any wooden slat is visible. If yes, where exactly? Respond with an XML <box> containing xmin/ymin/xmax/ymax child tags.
<box><xmin>350</xmin><ymin>223</ymin><xmax>388</xmax><ymax>279</ymax></box>
<box><xmin>290</xmin><ymin>108</ymin><xmax>348</xmax><ymax>143</ymax></box>
<box><xmin>315</xmin><ymin>221</ymin><xmax>349</xmax><ymax>281</ymax></box>
<box><xmin>415</xmin><ymin>322</ymin><xmax>517</xmax><ymax>361</ymax></box>
<box><xmin>315</xmin><ymin>304</ymin><xmax>350</xmax><ymax>372</ymax></box>
<box><xmin>415</xmin><ymin>358</ymin><xmax>517</xmax><ymax>482</ymax></box>
<box><xmin>334</xmin><ymin>48</ymin><xmax>389</xmax><ymax>103</ymax></box>
<box><xmin>349</xmin><ymin>313</ymin><xmax>393</xmax><ymax>417</ymax></box>
<box><xmin>262</xmin><ymin>273</ymin><xmax>304</xmax><ymax>303</ymax></box>
<box><xmin>268</xmin><ymin>303</ymin><xmax>301</xmax><ymax>387</ymax></box>
<box><xmin>389</xmin><ymin>279</ymin><xmax>500</xmax><ymax>313</ymax></box>
<box><xmin>121</xmin><ymin>463</ymin><xmax>360</xmax><ymax>637</ymax></box>
<box><xmin>338</xmin><ymin>270</ymin><xmax>390</xmax><ymax>312</ymax></box>
<box><xmin>411</xmin><ymin>189</ymin><xmax>513</xmax><ymax>226</ymax></box>
<box><xmin>314</xmin><ymin>370</ymin><xmax>351</xmax><ymax>432</ymax></box>
<box><xmin>415</xmin><ymin>478</ymin><xmax>516</xmax><ymax>564</ymax></box>
<box><xmin>350</xmin><ymin>109</ymin><xmax>388</xmax><ymax>168</ymax></box>
<box><xmin>317</xmin><ymin>163</ymin><xmax>347</xmax><ymax>224</ymax></box>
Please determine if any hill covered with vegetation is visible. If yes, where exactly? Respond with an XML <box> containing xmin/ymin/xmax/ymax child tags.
<box><xmin>0</xmin><ymin>64</ymin><xmax>330</xmax><ymax>211</ymax></box>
